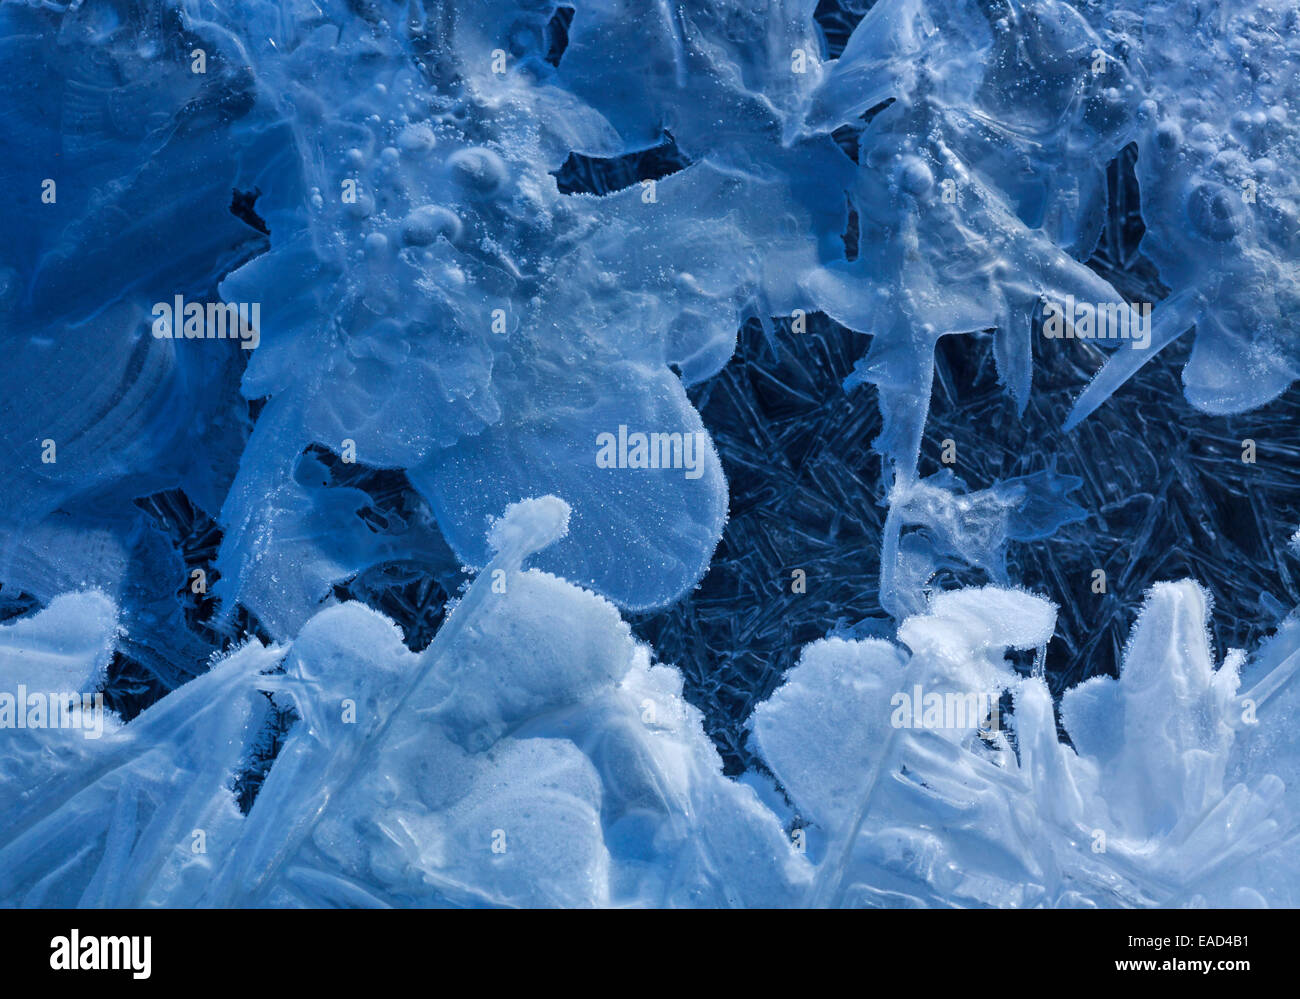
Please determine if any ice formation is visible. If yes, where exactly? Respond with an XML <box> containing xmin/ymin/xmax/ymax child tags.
<box><xmin>1</xmin><ymin>500</ymin><xmax>809</xmax><ymax>906</ymax></box>
<box><xmin>2</xmin><ymin>0</ymin><xmax>1300</xmax><ymax>907</ymax></box>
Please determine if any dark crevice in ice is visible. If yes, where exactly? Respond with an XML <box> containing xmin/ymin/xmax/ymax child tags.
<box><xmin>297</xmin><ymin>443</ymin><xmax>433</xmax><ymax>536</ymax></box>
<box><xmin>233</xmin><ymin>692</ymin><xmax>300</xmax><ymax>815</ymax></box>
<box><xmin>333</xmin><ymin>562</ymin><xmax>459</xmax><ymax>653</ymax></box>
<box><xmin>814</xmin><ymin>0</ymin><xmax>880</xmax><ymax>60</ymax></box>
<box><xmin>1085</xmin><ymin>142</ymin><xmax>1169</xmax><ymax>302</ymax></box>
<box><xmin>632</xmin><ymin>312</ymin><xmax>887</xmax><ymax>774</ymax></box>
<box><xmin>552</xmin><ymin>131</ymin><xmax>691</xmax><ymax>196</ymax></box>
<box><xmin>101</xmin><ymin>489</ymin><xmax>274</xmax><ymax>722</ymax></box>
<box><xmin>102</xmin><ymin>652</ymin><xmax>167</xmax><ymax>724</ymax></box>
<box><xmin>831</xmin><ymin>99</ymin><xmax>895</xmax><ymax>165</ymax></box>
<box><xmin>297</xmin><ymin>445</ymin><xmax>467</xmax><ymax>653</ymax></box>
<box><xmin>544</xmin><ymin>6</ymin><xmax>575</xmax><ymax>68</ymax></box>
<box><xmin>0</xmin><ymin>583</ymin><xmax>41</xmax><ymax>624</ymax></box>
<box><xmin>134</xmin><ymin>489</ymin><xmax>224</xmax><ymax>636</ymax></box>
<box><xmin>229</xmin><ymin>186</ymin><xmax>270</xmax><ymax>236</ymax></box>
<box><xmin>247</xmin><ymin>395</ymin><xmax>271</xmax><ymax>425</ymax></box>
<box><xmin>842</xmin><ymin>195</ymin><xmax>860</xmax><ymax>261</ymax></box>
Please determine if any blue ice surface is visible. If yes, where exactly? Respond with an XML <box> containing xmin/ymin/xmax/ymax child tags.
<box><xmin>2</xmin><ymin>0</ymin><xmax>1300</xmax><ymax>907</ymax></box>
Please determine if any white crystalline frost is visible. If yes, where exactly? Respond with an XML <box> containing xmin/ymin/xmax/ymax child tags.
<box><xmin>0</xmin><ymin>590</ymin><xmax>118</xmax><ymax>694</ymax></box>
<box><xmin>3</xmin><ymin>507</ymin><xmax>1298</xmax><ymax>907</ymax></box>
<box><xmin>486</xmin><ymin>496</ymin><xmax>572</xmax><ymax>566</ymax></box>
<box><xmin>245</xmin><ymin>494</ymin><xmax>809</xmax><ymax>907</ymax></box>
<box><xmin>755</xmin><ymin>580</ymin><xmax>1298</xmax><ymax>907</ymax></box>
